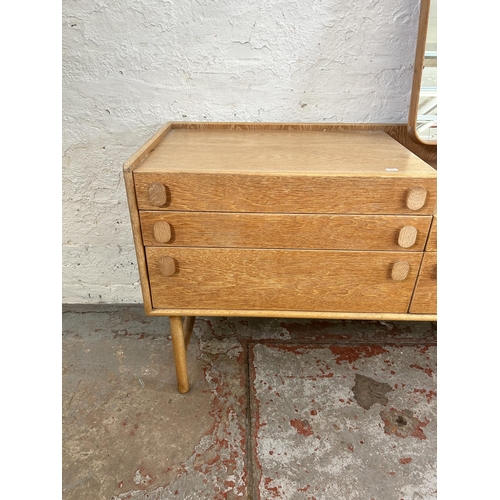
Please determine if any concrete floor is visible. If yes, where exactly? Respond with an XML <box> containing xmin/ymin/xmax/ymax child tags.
<box><xmin>62</xmin><ymin>306</ymin><xmax>437</xmax><ymax>500</ymax></box>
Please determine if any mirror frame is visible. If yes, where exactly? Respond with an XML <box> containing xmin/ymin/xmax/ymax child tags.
<box><xmin>408</xmin><ymin>0</ymin><xmax>436</xmax><ymax>146</ymax></box>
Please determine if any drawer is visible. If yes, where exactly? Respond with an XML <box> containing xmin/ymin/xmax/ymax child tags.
<box><xmin>140</xmin><ymin>212</ymin><xmax>432</xmax><ymax>251</ymax></box>
<box><xmin>145</xmin><ymin>247</ymin><xmax>423</xmax><ymax>313</ymax></box>
<box><xmin>409</xmin><ymin>252</ymin><xmax>437</xmax><ymax>314</ymax></box>
<box><xmin>426</xmin><ymin>216</ymin><xmax>437</xmax><ymax>251</ymax></box>
<box><xmin>134</xmin><ymin>172</ymin><xmax>437</xmax><ymax>215</ymax></box>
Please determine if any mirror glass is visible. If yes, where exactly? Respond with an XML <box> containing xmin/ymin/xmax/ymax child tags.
<box><xmin>416</xmin><ymin>0</ymin><xmax>437</xmax><ymax>142</ymax></box>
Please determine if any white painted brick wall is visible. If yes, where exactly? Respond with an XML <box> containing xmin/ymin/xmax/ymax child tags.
<box><xmin>62</xmin><ymin>0</ymin><xmax>420</xmax><ymax>304</ymax></box>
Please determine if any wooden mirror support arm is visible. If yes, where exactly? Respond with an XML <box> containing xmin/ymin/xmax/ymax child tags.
<box><xmin>408</xmin><ymin>0</ymin><xmax>436</xmax><ymax>147</ymax></box>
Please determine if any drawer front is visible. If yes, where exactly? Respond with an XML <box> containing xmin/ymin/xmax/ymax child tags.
<box><xmin>426</xmin><ymin>216</ymin><xmax>437</xmax><ymax>251</ymax></box>
<box><xmin>146</xmin><ymin>247</ymin><xmax>422</xmax><ymax>313</ymax></box>
<box><xmin>409</xmin><ymin>252</ymin><xmax>437</xmax><ymax>314</ymax></box>
<box><xmin>140</xmin><ymin>212</ymin><xmax>432</xmax><ymax>251</ymax></box>
<box><xmin>134</xmin><ymin>173</ymin><xmax>436</xmax><ymax>214</ymax></box>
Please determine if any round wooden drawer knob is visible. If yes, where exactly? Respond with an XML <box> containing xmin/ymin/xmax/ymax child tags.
<box><xmin>148</xmin><ymin>182</ymin><xmax>168</xmax><ymax>207</ymax></box>
<box><xmin>153</xmin><ymin>221</ymin><xmax>172</xmax><ymax>243</ymax></box>
<box><xmin>406</xmin><ymin>187</ymin><xmax>427</xmax><ymax>211</ymax></box>
<box><xmin>159</xmin><ymin>256</ymin><xmax>176</xmax><ymax>277</ymax></box>
<box><xmin>398</xmin><ymin>226</ymin><xmax>418</xmax><ymax>248</ymax></box>
<box><xmin>391</xmin><ymin>261</ymin><xmax>410</xmax><ymax>281</ymax></box>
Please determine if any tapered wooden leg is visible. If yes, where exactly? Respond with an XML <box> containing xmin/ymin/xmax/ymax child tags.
<box><xmin>169</xmin><ymin>316</ymin><xmax>190</xmax><ymax>393</ymax></box>
<box><xmin>182</xmin><ymin>316</ymin><xmax>196</xmax><ymax>348</ymax></box>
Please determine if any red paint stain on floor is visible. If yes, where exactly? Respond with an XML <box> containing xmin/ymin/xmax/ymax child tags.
<box><xmin>264</xmin><ymin>477</ymin><xmax>280</xmax><ymax>497</ymax></box>
<box><xmin>380</xmin><ymin>408</ymin><xmax>429</xmax><ymax>440</ymax></box>
<box><xmin>290</xmin><ymin>419</ymin><xmax>314</xmax><ymax>436</ymax></box>
<box><xmin>410</xmin><ymin>364</ymin><xmax>434</xmax><ymax>377</ymax></box>
<box><xmin>400</xmin><ymin>457</ymin><xmax>413</xmax><ymax>464</ymax></box>
<box><xmin>426</xmin><ymin>390</ymin><xmax>437</xmax><ymax>403</ymax></box>
<box><xmin>410</xmin><ymin>419</ymin><xmax>429</xmax><ymax>440</ymax></box>
<box><xmin>414</xmin><ymin>388</ymin><xmax>437</xmax><ymax>403</ymax></box>
<box><xmin>329</xmin><ymin>345</ymin><xmax>389</xmax><ymax>364</ymax></box>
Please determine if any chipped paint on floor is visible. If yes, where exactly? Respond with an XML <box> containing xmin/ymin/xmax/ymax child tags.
<box><xmin>250</xmin><ymin>343</ymin><xmax>436</xmax><ymax>500</ymax></box>
<box><xmin>63</xmin><ymin>310</ymin><xmax>249</xmax><ymax>500</ymax></box>
<box><xmin>62</xmin><ymin>306</ymin><xmax>436</xmax><ymax>500</ymax></box>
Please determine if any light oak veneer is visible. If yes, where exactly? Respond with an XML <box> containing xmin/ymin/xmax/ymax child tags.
<box><xmin>398</xmin><ymin>225</ymin><xmax>419</xmax><ymax>248</ymax></box>
<box><xmin>134</xmin><ymin>129</ymin><xmax>436</xmax><ymax>176</ymax></box>
<box><xmin>426</xmin><ymin>216</ymin><xmax>437</xmax><ymax>251</ymax></box>
<box><xmin>146</xmin><ymin>247</ymin><xmax>423</xmax><ymax>313</ymax></box>
<box><xmin>124</xmin><ymin>122</ymin><xmax>437</xmax><ymax>393</ymax></box>
<box><xmin>140</xmin><ymin>212</ymin><xmax>431</xmax><ymax>251</ymax></box>
<box><xmin>409</xmin><ymin>252</ymin><xmax>437</xmax><ymax>314</ymax></box>
<box><xmin>152</xmin><ymin>221</ymin><xmax>172</xmax><ymax>243</ymax></box>
<box><xmin>148</xmin><ymin>182</ymin><xmax>168</xmax><ymax>207</ymax></box>
<box><xmin>134</xmin><ymin>173</ymin><xmax>436</xmax><ymax>215</ymax></box>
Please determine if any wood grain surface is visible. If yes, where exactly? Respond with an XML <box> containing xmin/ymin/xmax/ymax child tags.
<box><xmin>408</xmin><ymin>0</ymin><xmax>436</xmax><ymax>146</ymax></box>
<box><xmin>152</xmin><ymin>221</ymin><xmax>172</xmax><ymax>243</ymax></box>
<box><xmin>158</xmin><ymin>256</ymin><xmax>176</xmax><ymax>276</ymax></box>
<box><xmin>135</xmin><ymin>128</ymin><xmax>437</xmax><ymax>177</ymax></box>
<box><xmin>125</xmin><ymin>121</ymin><xmax>436</xmax><ymax>164</ymax></box>
<box><xmin>147</xmin><ymin>308</ymin><xmax>436</xmax><ymax>321</ymax></box>
<box><xmin>123</xmin><ymin>168</ymin><xmax>153</xmax><ymax>313</ymax></box>
<box><xmin>148</xmin><ymin>182</ymin><xmax>168</xmax><ymax>206</ymax></box>
<box><xmin>140</xmin><ymin>212</ymin><xmax>432</xmax><ymax>251</ymax></box>
<box><xmin>169</xmin><ymin>316</ymin><xmax>190</xmax><ymax>393</ymax></box>
<box><xmin>409</xmin><ymin>251</ymin><xmax>437</xmax><ymax>314</ymax></box>
<box><xmin>406</xmin><ymin>186</ymin><xmax>428</xmax><ymax>210</ymax></box>
<box><xmin>391</xmin><ymin>261</ymin><xmax>410</xmax><ymax>281</ymax></box>
<box><xmin>146</xmin><ymin>247</ymin><xmax>423</xmax><ymax>313</ymax></box>
<box><xmin>123</xmin><ymin>122</ymin><xmax>173</xmax><ymax>172</ymax></box>
<box><xmin>123</xmin><ymin>122</ymin><xmax>437</xmax><ymax>320</ymax></box>
<box><xmin>426</xmin><ymin>216</ymin><xmax>437</xmax><ymax>251</ymax></box>
<box><xmin>134</xmin><ymin>173</ymin><xmax>436</xmax><ymax>215</ymax></box>
<box><xmin>397</xmin><ymin>225</ymin><xmax>419</xmax><ymax>248</ymax></box>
